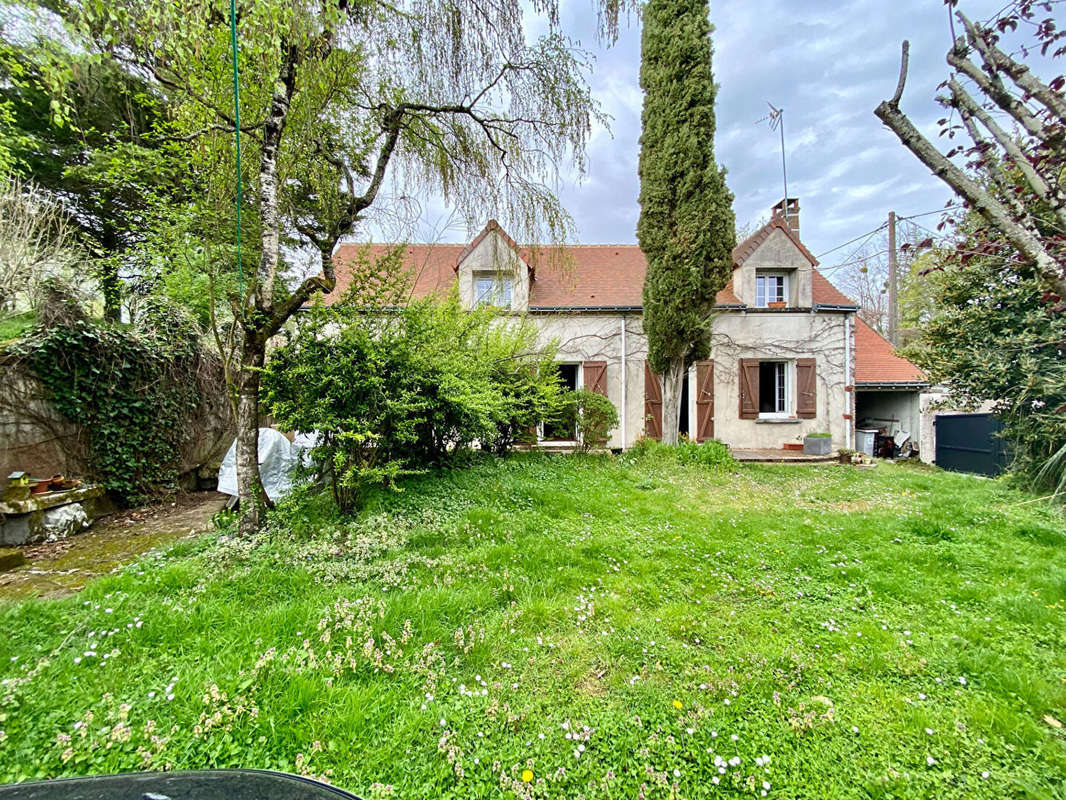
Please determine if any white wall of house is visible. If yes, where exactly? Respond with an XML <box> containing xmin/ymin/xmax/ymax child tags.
<box><xmin>734</xmin><ymin>227</ymin><xmax>814</xmax><ymax>308</ymax></box>
<box><xmin>709</xmin><ymin>311</ymin><xmax>851</xmax><ymax>450</ymax></box>
<box><xmin>457</xmin><ymin>227</ymin><xmax>854</xmax><ymax>452</ymax></box>
<box><xmin>456</xmin><ymin>229</ymin><xmax>530</xmax><ymax>311</ymax></box>
<box><xmin>531</xmin><ymin>309</ymin><xmax>852</xmax><ymax>451</ymax></box>
<box><xmin>532</xmin><ymin>313</ymin><xmax>646</xmax><ymax>449</ymax></box>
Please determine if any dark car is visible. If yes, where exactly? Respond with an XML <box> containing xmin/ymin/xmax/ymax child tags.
<box><xmin>0</xmin><ymin>770</ymin><xmax>363</xmax><ymax>800</ymax></box>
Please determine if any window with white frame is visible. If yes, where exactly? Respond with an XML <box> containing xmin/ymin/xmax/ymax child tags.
<box><xmin>474</xmin><ymin>271</ymin><xmax>513</xmax><ymax>307</ymax></box>
<box><xmin>758</xmin><ymin>360</ymin><xmax>790</xmax><ymax>415</ymax></box>
<box><xmin>755</xmin><ymin>271</ymin><xmax>789</xmax><ymax>307</ymax></box>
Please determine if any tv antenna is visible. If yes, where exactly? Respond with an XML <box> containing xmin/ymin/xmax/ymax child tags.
<box><xmin>756</xmin><ymin>102</ymin><xmax>790</xmax><ymax>223</ymax></box>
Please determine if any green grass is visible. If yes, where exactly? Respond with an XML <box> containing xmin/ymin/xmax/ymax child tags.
<box><xmin>2</xmin><ymin>451</ymin><xmax>1065</xmax><ymax>799</ymax></box>
<box><xmin>0</xmin><ymin>311</ymin><xmax>36</xmax><ymax>342</ymax></box>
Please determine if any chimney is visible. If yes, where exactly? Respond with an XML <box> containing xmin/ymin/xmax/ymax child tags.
<box><xmin>772</xmin><ymin>197</ymin><xmax>800</xmax><ymax>236</ymax></box>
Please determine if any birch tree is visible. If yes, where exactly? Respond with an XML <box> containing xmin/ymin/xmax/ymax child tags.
<box><xmin>637</xmin><ymin>0</ymin><xmax>735</xmax><ymax>445</ymax></box>
<box><xmin>76</xmin><ymin>0</ymin><xmax>624</xmax><ymax>534</ymax></box>
<box><xmin>875</xmin><ymin>1</ymin><xmax>1066</xmax><ymax>305</ymax></box>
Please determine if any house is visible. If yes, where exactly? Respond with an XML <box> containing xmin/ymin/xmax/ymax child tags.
<box><xmin>330</xmin><ymin>199</ymin><xmax>928</xmax><ymax>453</ymax></box>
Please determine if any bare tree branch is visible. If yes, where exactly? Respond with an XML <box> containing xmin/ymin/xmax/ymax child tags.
<box><xmin>875</xmin><ymin>43</ymin><xmax>1066</xmax><ymax>300</ymax></box>
<box><xmin>958</xmin><ymin>11</ymin><xmax>1066</xmax><ymax>125</ymax></box>
<box><xmin>947</xmin><ymin>77</ymin><xmax>1066</xmax><ymax>234</ymax></box>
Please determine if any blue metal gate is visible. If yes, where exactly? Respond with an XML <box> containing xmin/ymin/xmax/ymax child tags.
<box><xmin>934</xmin><ymin>413</ymin><xmax>1008</xmax><ymax>476</ymax></box>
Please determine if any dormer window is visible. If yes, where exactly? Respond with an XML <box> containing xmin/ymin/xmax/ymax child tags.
<box><xmin>755</xmin><ymin>271</ymin><xmax>789</xmax><ymax>307</ymax></box>
<box><xmin>474</xmin><ymin>271</ymin><xmax>513</xmax><ymax>307</ymax></box>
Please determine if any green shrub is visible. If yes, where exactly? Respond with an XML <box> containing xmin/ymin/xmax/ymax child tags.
<box><xmin>806</xmin><ymin>431</ymin><xmax>832</xmax><ymax>438</ymax></box>
<box><xmin>262</xmin><ymin>292</ymin><xmax>565</xmax><ymax>510</ymax></box>
<box><xmin>674</xmin><ymin>438</ymin><xmax>736</xmax><ymax>468</ymax></box>
<box><xmin>569</xmin><ymin>389</ymin><xmax>619</xmax><ymax>451</ymax></box>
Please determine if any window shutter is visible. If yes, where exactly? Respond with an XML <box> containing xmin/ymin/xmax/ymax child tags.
<box><xmin>644</xmin><ymin>361</ymin><xmax>662</xmax><ymax>440</ymax></box>
<box><xmin>582</xmin><ymin>361</ymin><xmax>607</xmax><ymax>396</ymax></box>
<box><xmin>695</xmin><ymin>360</ymin><xmax>715</xmax><ymax>441</ymax></box>
<box><xmin>796</xmin><ymin>358</ymin><xmax>817</xmax><ymax>418</ymax></box>
<box><xmin>738</xmin><ymin>359</ymin><xmax>760</xmax><ymax>419</ymax></box>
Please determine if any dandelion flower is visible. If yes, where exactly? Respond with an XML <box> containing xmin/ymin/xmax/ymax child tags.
<box><xmin>672</xmin><ymin>700</ymin><xmax>682</xmax><ymax>709</ymax></box>
<box><xmin>521</xmin><ymin>769</ymin><xmax>533</xmax><ymax>783</ymax></box>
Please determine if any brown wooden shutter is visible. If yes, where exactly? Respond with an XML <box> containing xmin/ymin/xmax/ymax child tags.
<box><xmin>644</xmin><ymin>360</ymin><xmax>662</xmax><ymax>441</ymax></box>
<box><xmin>796</xmin><ymin>358</ymin><xmax>817</xmax><ymax>418</ymax></box>
<box><xmin>695</xmin><ymin>360</ymin><xmax>715</xmax><ymax>441</ymax></box>
<box><xmin>582</xmin><ymin>361</ymin><xmax>607</xmax><ymax>396</ymax></box>
<box><xmin>738</xmin><ymin>359</ymin><xmax>760</xmax><ymax>419</ymax></box>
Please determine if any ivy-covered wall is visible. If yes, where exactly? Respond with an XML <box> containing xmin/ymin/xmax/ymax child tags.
<box><xmin>0</xmin><ymin>310</ymin><xmax>233</xmax><ymax>504</ymax></box>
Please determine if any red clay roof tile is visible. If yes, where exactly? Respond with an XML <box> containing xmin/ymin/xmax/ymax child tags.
<box><xmin>854</xmin><ymin>317</ymin><xmax>926</xmax><ymax>384</ymax></box>
<box><xmin>330</xmin><ymin>223</ymin><xmax>924</xmax><ymax>385</ymax></box>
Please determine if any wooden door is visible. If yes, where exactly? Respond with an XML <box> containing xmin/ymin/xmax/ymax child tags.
<box><xmin>644</xmin><ymin>360</ymin><xmax>662</xmax><ymax>440</ymax></box>
<box><xmin>695</xmin><ymin>360</ymin><xmax>715</xmax><ymax>441</ymax></box>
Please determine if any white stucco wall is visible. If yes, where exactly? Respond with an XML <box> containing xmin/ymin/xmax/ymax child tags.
<box><xmin>531</xmin><ymin>313</ymin><xmax>646</xmax><ymax>449</ymax></box>
<box><xmin>734</xmin><ymin>228</ymin><xmax>814</xmax><ymax>308</ymax></box>
<box><xmin>708</xmin><ymin>311</ymin><xmax>851</xmax><ymax>450</ymax></box>
<box><xmin>459</xmin><ymin>229</ymin><xmax>854</xmax><ymax>451</ymax></box>
<box><xmin>530</xmin><ymin>309</ymin><xmax>852</xmax><ymax>451</ymax></box>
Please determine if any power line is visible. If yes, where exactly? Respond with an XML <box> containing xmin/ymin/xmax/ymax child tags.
<box><xmin>814</xmin><ymin>207</ymin><xmax>957</xmax><ymax>262</ymax></box>
<box><xmin>815</xmin><ymin>223</ymin><xmax>887</xmax><ymax>260</ymax></box>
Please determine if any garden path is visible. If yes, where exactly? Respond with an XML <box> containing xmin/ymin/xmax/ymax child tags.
<box><xmin>0</xmin><ymin>491</ymin><xmax>226</xmax><ymax>600</ymax></box>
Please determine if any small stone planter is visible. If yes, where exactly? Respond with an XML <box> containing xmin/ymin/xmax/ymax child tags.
<box><xmin>803</xmin><ymin>434</ymin><xmax>832</xmax><ymax>455</ymax></box>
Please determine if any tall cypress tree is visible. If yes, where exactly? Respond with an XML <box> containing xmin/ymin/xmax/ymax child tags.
<box><xmin>637</xmin><ymin>0</ymin><xmax>735</xmax><ymax>445</ymax></box>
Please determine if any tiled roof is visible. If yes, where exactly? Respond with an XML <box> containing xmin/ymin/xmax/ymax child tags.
<box><xmin>330</xmin><ymin>241</ymin><xmax>742</xmax><ymax>307</ymax></box>
<box><xmin>328</xmin><ymin>223</ymin><xmax>925</xmax><ymax>386</ymax></box>
<box><xmin>854</xmin><ymin>318</ymin><xmax>926</xmax><ymax>384</ymax></box>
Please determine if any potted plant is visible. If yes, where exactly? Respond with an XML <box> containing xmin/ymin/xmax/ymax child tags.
<box><xmin>803</xmin><ymin>432</ymin><xmax>832</xmax><ymax>455</ymax></box>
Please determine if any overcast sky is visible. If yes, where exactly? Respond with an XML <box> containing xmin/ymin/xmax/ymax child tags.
<box><xmin>388</xmin><ymin>0</ymin><xmax>1056</xmax><ymax>271</ymax></box>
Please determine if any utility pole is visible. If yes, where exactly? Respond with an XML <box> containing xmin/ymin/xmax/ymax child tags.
<box><xmin>887</xmin><ymin>210</ymin><xmax>898</xmax><ymax>346</ymax></box>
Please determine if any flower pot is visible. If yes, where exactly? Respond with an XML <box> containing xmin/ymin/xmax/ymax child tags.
<box><xmin>803</xmin><ymin>435</ymin><xmax>832</xmax><ymax>455</ymax></box>
<box><xmin>768</xmin><ymin>301</ymin><xmax>787</xmax><ymax>308</ymax></box>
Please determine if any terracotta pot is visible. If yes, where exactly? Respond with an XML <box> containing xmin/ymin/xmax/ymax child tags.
<box><xmin>30</xmin><ymin>480</ymin><xmax>50</xmax><ymax>495</ymax></box>
<box><xmin>768</xmin><ymin>301</ymin><xmax>787</xmax><ymax>308</ymax></box>
<box><xmin>49</xmin><ymin>474</ymin><xmax>65</xmax><ymax>491</ymax></box>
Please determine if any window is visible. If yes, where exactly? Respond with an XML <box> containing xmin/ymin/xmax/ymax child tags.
<box><xmin>474</xmin><ymin>272</ymin><xmax>513</xmax><ymax>307</ymax></box>
<box><xmin>755</xmin><ymin>271</ymin><xmax>788</xmax><ymax>307</ymax></box>
<box><xmin>758</xmin><ymin>361</ymin><xmax>788</xmax><ymax>415</ymax></box>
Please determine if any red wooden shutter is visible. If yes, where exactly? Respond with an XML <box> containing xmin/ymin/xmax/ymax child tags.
<box><xmin>796</xmin><ymin>358</ymin><xmax>817</xmax><ymax>418</ymax></box>
<box><xmin>695</xmin><ymin>360</ymin><xmax>715</xmax><ymax>441</ymax></box>
<box><xmin>644</xmin><ymin>360</ymin><xmax>662</xmax><ymax>441</ymax></box>
<box><xmin>582</xmin><ymin>361</ymin><xmax>607</xmax><ymax>396</ymax></box>
<box><xmin>738</xmin><ymin>359</ymin><xmax>760</xmax><ymax>419</ymax></box>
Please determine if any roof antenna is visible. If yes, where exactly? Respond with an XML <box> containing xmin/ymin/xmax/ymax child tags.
<box><xmin>756</xmin><ymin>102</ymin><xmax>789</xmax><ymax>224</ymax></box>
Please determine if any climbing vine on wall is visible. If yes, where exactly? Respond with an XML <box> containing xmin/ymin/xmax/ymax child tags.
<box><xmin>10</xmin><ymin>304</ymin><xmax>203</xmax><ymax>504</ymax></box>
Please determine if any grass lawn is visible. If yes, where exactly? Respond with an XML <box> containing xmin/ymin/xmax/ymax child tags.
<box><xmin>1</xmin><ymin>451</ymin><xmax>1065</xmax><ymax>799</ymax></box>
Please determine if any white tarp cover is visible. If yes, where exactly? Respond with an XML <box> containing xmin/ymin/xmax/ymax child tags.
<box><xmin>217</xmin><ymin>428</ymin><xmax>301</xmax><ymax>502</ymax></box>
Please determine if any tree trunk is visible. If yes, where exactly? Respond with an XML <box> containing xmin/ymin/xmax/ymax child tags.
<box><xmin>659</xmin><ymin>358</ymin><xmax>685</xmax><ymax>445</ymax></box>
<box><xmin>236</xmin><ymin>333</ymin><xmax>270</xmax><ymax>536</ymax></box>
